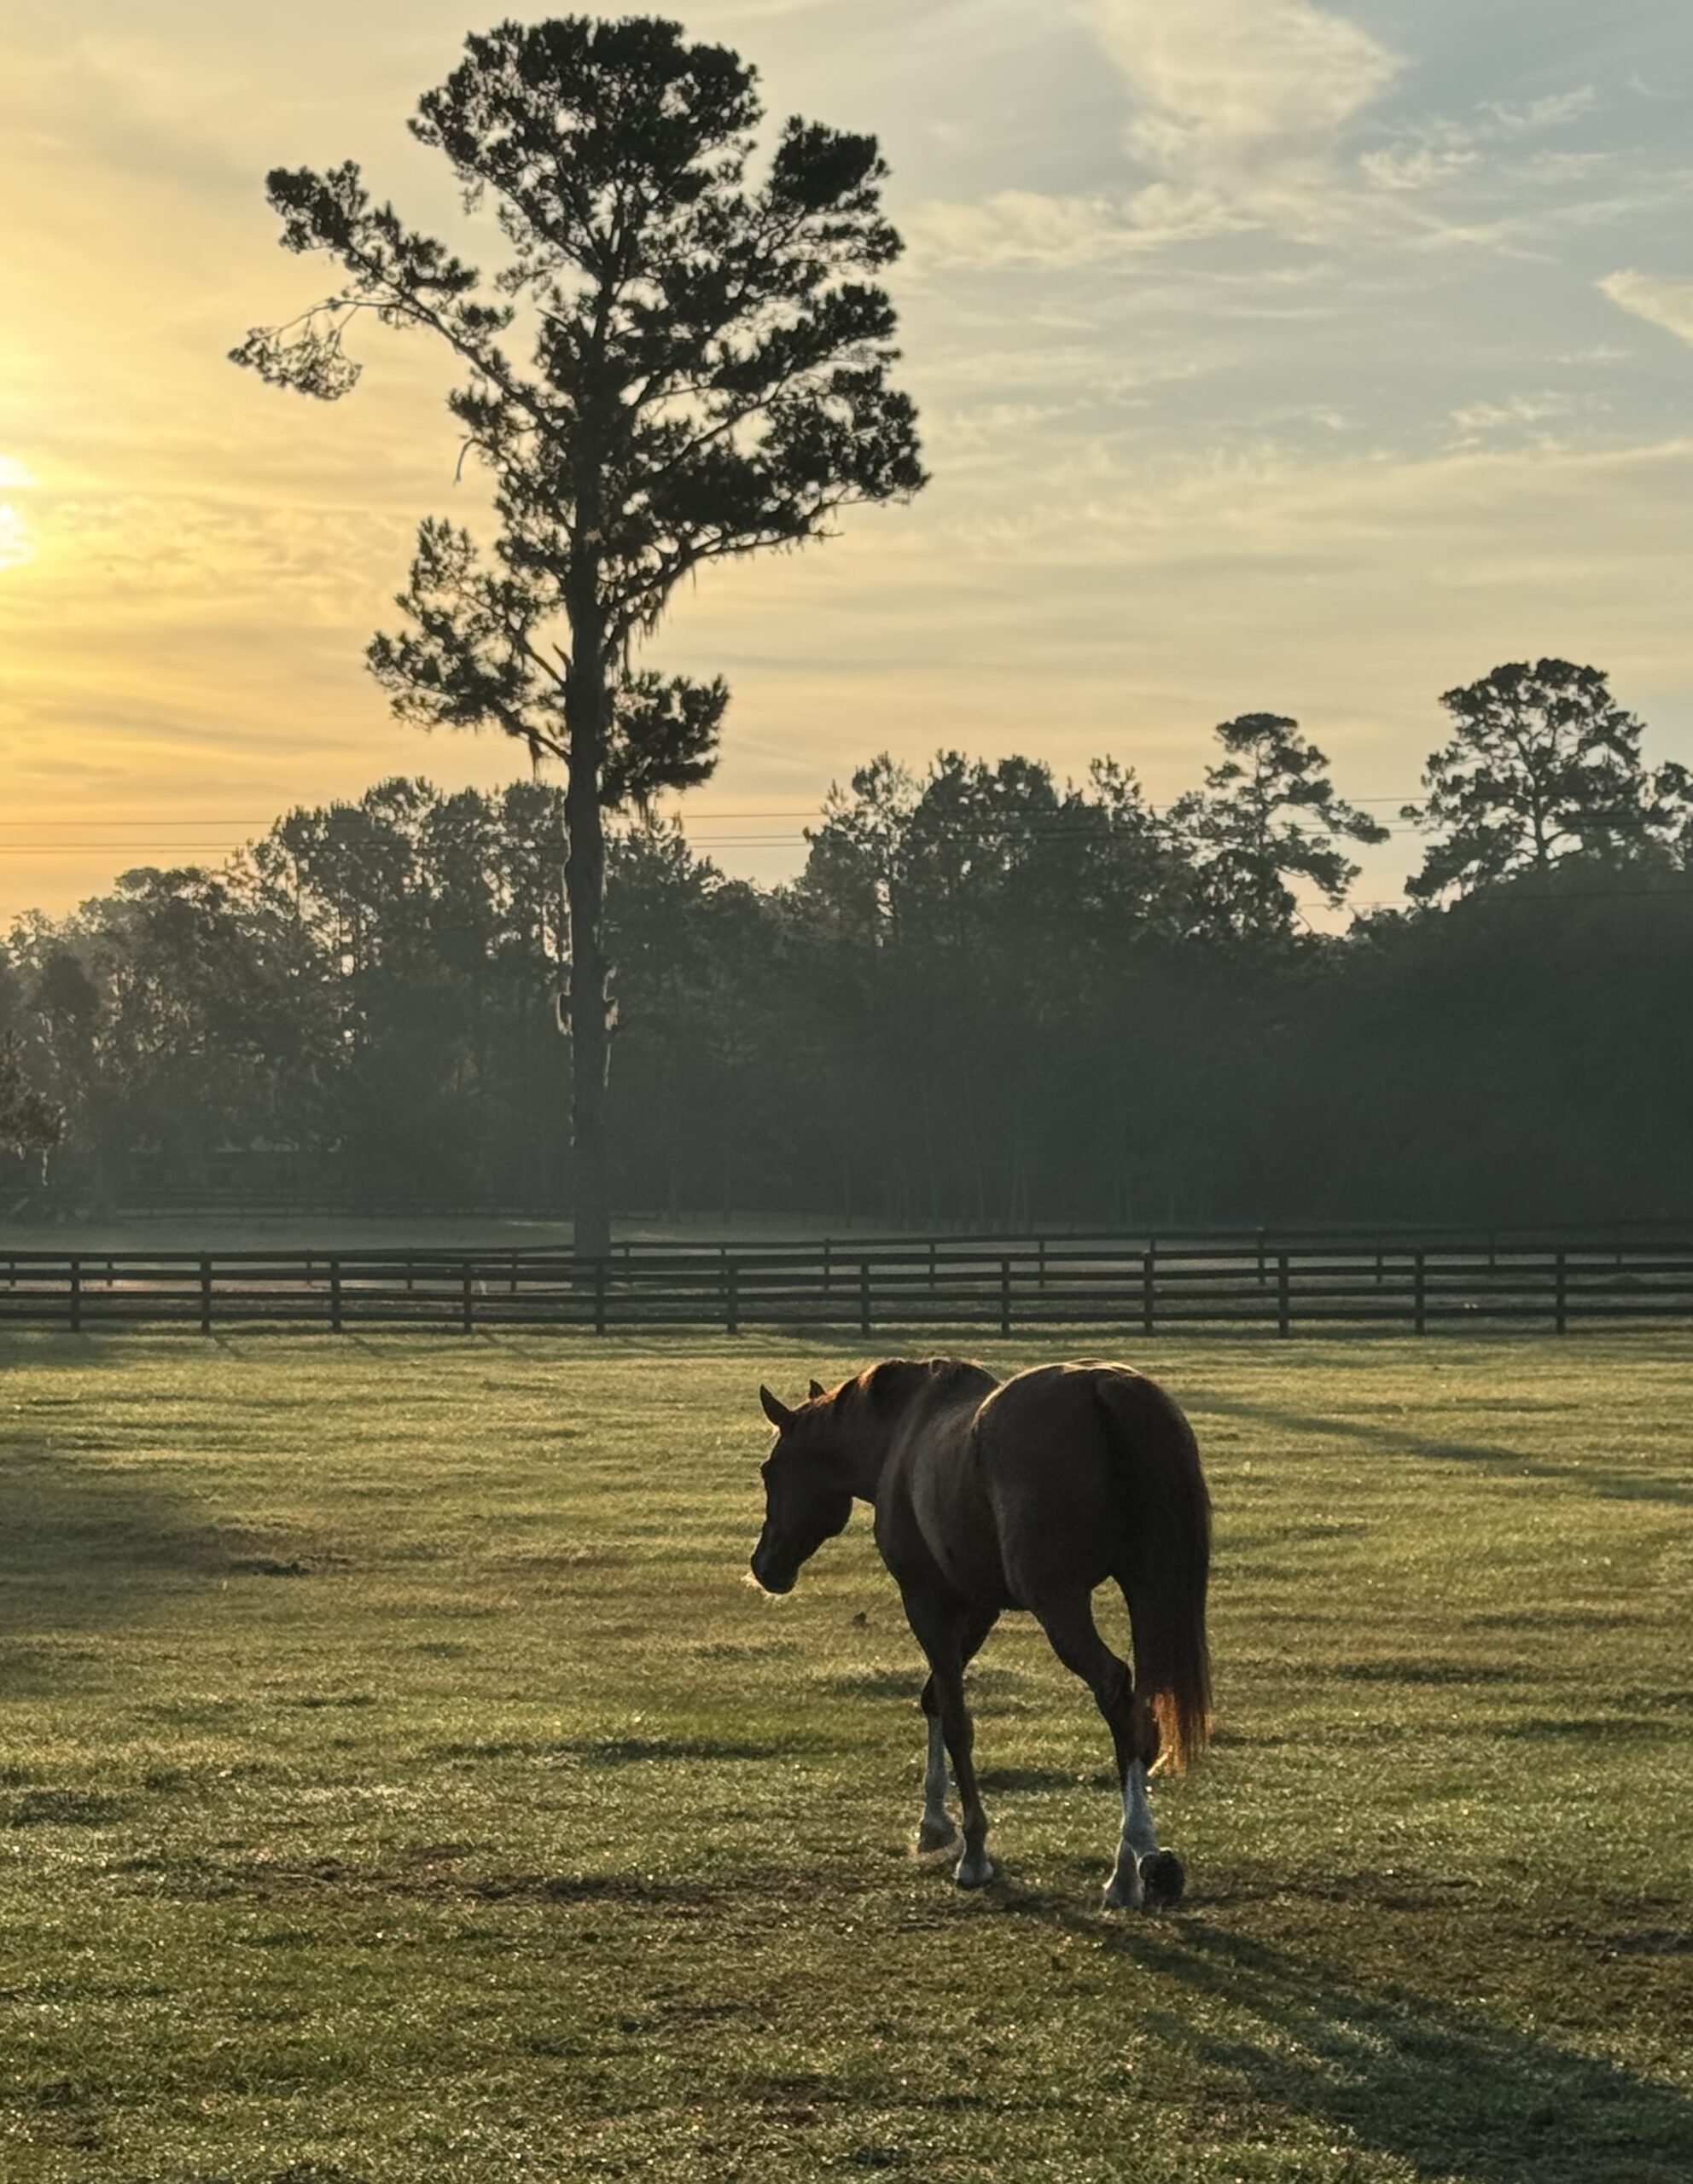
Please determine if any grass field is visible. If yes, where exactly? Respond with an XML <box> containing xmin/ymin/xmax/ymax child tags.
<box><xmin>2</xmin><ymin>1328</ymin><xmax>1689</xmax><ymax>2183</ymax></box>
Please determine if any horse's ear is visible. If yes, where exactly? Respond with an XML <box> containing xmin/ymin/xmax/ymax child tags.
<box><xmin>759</xmin><ymin>1385</ymin><xmax>796</xmax><ymax>1432</ymax></box>
<box><xmin>808</xmin><ymin>1379</ymin><xmax>826</xmax><ymax>1402</ymax></box>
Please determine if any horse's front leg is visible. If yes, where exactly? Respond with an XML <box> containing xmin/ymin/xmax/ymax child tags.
<box><xmin>916</xmin><ymin>1678</ymin><xmax>958</xmax><ymax>1853</ymax></box>
<box><xmin>905</xmin><ymin>1594</ymin><xmax>997</xmax><ymax>1888</ymax></box>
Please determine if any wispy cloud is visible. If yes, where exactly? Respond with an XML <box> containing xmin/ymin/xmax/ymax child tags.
<box><xmin>1358</xmin><ymin>83</ymin><xmax>1601</xmax><ymax>199</ymax></box>
<box><xmin>905</xmin><ymin>187</ymin><xmax>1230</xmax><ymax>269</ymax></box>
<box><xmin>1482</xmin><ymin>89</ymin><xmax>1600</xmax><ymax>133</ymax></box>
<box><xmin>909</xmin><ymin>0</ymin><xmax>1402</xmax><ymax>268</ymax></box>
<box><xmin>1090</xmin><ymin>0</ymin><xmax>1399</xmax><ymax>193</ymax></box>
<box><xmin>1446</xmin><ymin>392</ymin><xmax>1585</xmax><ymax>449</ymax></box>
<box><xmin>1600</xmin><ymin>269</ymin><xmax>1693</xmax><ymax>347</ymax></box>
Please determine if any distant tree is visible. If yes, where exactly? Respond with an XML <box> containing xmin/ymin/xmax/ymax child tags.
<box><xmin>0</xmin><ymin>1036</ymin><xmax>62</xmax><ymax>1170</ymax></box>
<box><xmin>1402</xmin><ymin>659</ymin><xmax>1692</xmax><ymax>902</ymax></box>
<box><xmin>233</xmin><ymin>14</ymin><xmax>925</xmax><ymax>1256</ymax></box>
<box><xmin>1172</xmin><ymin>714</ymin><xmax>1388</xmax><ymax>942</ymax></box>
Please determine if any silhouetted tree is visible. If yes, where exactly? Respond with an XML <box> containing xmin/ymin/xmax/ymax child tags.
<box><xmin>233</xmin><ymin>13</ymin><xmax>925</xmax><ymax>1254</ymax></box>
<box><xmin>1402</xmin><ymin>659</ymin><xmax>1691</xmax><ymax>902</ymax></box>
<box><xmin>1172</xmin><ymin>714</ymin><xmax>1388</xmax><ymax>942</ymax></box>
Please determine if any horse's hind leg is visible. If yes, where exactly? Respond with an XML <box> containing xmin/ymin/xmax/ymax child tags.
<box><xmin>1033</xmin><ymin>1590</ymin><xmax>1168</xmax><ymax>1911</ymax></box>
<box><xmin>916</xmin><ymin>1605</ymin><xmax>998</xmax><ymax>1854</ymax></box>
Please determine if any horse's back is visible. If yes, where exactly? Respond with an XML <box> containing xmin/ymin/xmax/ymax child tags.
<box><xmin>973</xmin><ymin>1362</ymin><xmax>1186</xmax><ymax>1604</ymax></box>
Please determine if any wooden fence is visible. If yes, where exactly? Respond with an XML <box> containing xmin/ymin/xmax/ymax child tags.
<box><xmin>2</xmin><ymin>1233</ymin><xmax>1692</xmax><ymax>1336</ymax></box>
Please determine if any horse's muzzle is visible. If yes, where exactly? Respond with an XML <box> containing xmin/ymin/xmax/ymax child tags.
<box><xmin>749</xmin><ymin>1545</ymin><xmax>795</xmax><ymax>1595</ymax></box>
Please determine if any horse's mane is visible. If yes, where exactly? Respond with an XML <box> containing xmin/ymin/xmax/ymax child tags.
<box><xmin>859</xmin><ymin>1356</ymin><xmax>994</xmax><ymax>1411</ymax></box>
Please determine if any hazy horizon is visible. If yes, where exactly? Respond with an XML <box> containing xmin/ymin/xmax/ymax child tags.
<box><xmin>4</xmin><ymin>0</ymin><xmax>1691</xmax><ymax>924</ymax></box>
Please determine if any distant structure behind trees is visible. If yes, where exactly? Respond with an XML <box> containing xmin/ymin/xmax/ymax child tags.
<box><xmin>3</xmin><ymin>663</ymin><xmax>1690</xmax><ymax>1230</ymax></box>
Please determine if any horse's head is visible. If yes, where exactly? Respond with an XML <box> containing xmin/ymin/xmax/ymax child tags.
<box><xmin>749</xmin><ymin>1378</ymin><xmax>855</xmax><ymax>1594</ymax></box>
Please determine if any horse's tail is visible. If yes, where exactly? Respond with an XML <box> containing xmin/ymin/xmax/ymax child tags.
<box><xmin>1094</xmin><ymin>1371</ymin><xmax>1213</xmax><ymax>1773</ymax></box>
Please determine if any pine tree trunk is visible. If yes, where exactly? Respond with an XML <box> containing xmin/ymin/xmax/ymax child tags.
<box><xmin>565</xmin><ymin>587</ymin><xmax>614</xmax><ymax>1264</ymax></box>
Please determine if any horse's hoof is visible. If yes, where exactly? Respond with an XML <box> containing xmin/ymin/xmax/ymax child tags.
<box><xmin>916</xmin><ymin>1816</ymin><xmax>959</xmax><ymax>1855</ymax></box>
<box><xmin>1138</xmin><ymin>1850</ymin><xmax>1185</xmax><ymax>1908</ymax></box>
<box><xmin>1102</xmin><ymin>1870</ymin><xmax>1144</xmax><ymax>1912</ymax></box>
<box><xmin>953</xmin><ymin>1851</ymin><xmax>994</xmax><ymax>1889</ymax></box>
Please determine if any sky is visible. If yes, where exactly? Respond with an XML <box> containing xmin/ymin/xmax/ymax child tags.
<box><xmin>3</xmin><ymin>0</ymin><xmax>1691</xmax><ymax>921</ymax></box>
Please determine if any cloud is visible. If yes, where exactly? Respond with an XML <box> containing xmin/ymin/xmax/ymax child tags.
<box><xmin>1446</xmin><ymin>392</ymin><xmax>1580</xmax><ymax>448</ymax></box>
<box><xmin>1091</xmin><ymin>0</ymin><xmax>1398</xmax><ymax>153</ymax></box>
<box><xmin>1600</xmin><ymin>270</ymin><xmax>1693</xmax><ymax>347</ymax></box>
<box><xmin>1359</xmin><ymin>84</ymin><xmax>1602</xmax><ymax>200</ymax></box>
<box><xmin>1358</xmin><ymin>132</ymin><xmax>1478</xmax><ymax>194</ymax></box>
<box><xmin>1088</xmin><ymin>0</ymin><xmax>1399</xmax><ymax>224</ymax></box>
<box><xmin>1482</xmin><ymin>89</ymin><xmax>1600</xmax><ymax>134</ymax></box>
<box><xmin>905</xmin><ymin>187</ymin><xmax>1235</xmax><ymax>269</ymax></box>
<box><xmin>908</xmin><ymin>1</ymin><xmax>1402</xmax><ymax>268</ymax></box>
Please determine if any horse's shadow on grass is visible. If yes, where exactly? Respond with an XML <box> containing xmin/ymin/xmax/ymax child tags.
<box><xmin>1188</xmin><ymin>1390</ymin><xmax>1693</xmax><ymax>1507</ymax></box>
<box><xmin>1001</xmin><ymin>1891</ymin><xmax>1693</xmax><ymax>2181</ymax></box>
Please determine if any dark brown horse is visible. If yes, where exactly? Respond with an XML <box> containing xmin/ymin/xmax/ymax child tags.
<box><xmin>751</xmin><ymin>1356</ymin><xmax>1211</xmax><ymax>1908</ymax></box>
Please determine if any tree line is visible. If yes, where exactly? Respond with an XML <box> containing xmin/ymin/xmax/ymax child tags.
<box><xmin>4</xmin><ymin>659</ymin><xmax>1690</xmax><ymax>1229</ymax></box>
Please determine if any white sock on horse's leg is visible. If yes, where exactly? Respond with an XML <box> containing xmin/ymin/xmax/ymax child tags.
<box><xmin>1104</xmin><ymin>1760</ymin><xmax>1158</xmax><ymax>1908</ymax></box>
<box><xmin>916</xmin><ymin>1715</ymin><xmax>957</xmax><ymax>1850</ymax></box>
<box><xmin>1124</xmin><ymin>1759</ymin><xmax>1159</xmax><ymax>1858</ymax></box>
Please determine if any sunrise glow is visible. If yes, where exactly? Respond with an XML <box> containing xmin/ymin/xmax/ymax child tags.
<box><xmin>0</xmin><ymin>2</ymin><xmax>1690</xmax><ymax>926</ymax></box>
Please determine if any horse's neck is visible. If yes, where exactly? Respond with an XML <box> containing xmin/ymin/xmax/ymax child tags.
<box><xmin>841</xmin><ymin>1423</ymin><xmax>894</xmax><ymax>1503</ymax></box>
<box><xmin>848</xmin><ymin>1373</ymin><xmax>990</xmax><ymax>1503</ymax></box>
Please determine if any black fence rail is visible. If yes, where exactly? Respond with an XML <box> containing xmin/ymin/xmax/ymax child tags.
<box><xmin>3</xmin><ymin>1235</ymin><xmax>1692</xmax><ymax>1336</ymax></box>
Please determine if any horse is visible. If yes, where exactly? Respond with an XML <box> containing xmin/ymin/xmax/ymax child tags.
<box><xmin>749</xmin><ymin>1356</ymin><xmax>1211</xmax><ymax>1908</ymax></box>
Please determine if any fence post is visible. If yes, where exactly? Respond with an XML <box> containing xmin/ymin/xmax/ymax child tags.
<box><xmin>509</xmin><ymin>1248</ymin><xmax>520</xmax><ymax>1296</ymax></box>
<box><xmin>1277</xmin><ymin>1252</ymin><xmax>1291</xmax><ymax>1338</ymax></box>
<box><xmin>594</xmin><ymin>1258</ymin><xmax>608</xmax><ymax>1336</ymax></box>
<box><xmin>461</xmin><ymin>1258</ymin><xmax>474</xmax><ymax>1334</ymax></box>
<box><xmin>329</xmin><ymin>1258</ymin><xmax>343</xmax><ymax>1334</ymax></box>
<box><xmin>726</xmin><ymin>1257</ymin><xmax>739</xmax><ymax>1337</ymax></box>
<box><xmin>405</xmin><ymin>1252</ymin><xmax>416</xmax><ymax>1295</ymax></box>
<box><xmin>1413</xmin><ymin>1251</ymin><xmax>1426</xmax><ymax>1337</ymax></box>
<box><xmin>1554</xmin><ymin>1250</ymin><xmax>1568</xmax><ymax>1335</ymax></box>
<box><xmin>859</xmin><ymin>1258</ymin><xmax>871</xmax><ymax>1339</ymax></box>
<box><xmin>1142</xmin><ymin>1244</ymin><xmax>1155</xmax><ymax>1337</ymax></box>
<box><xmin>823</xmin><ymin>1238</ymin><xmax>832</xmax><ymax>1297</ymax></box>
<box><xmin>69</xmin><ymin>1256</ymin><xmax>82</xmax><ymax>1335</ymax></box>
<box><xmin>1000</xmin><ymin>1257</ymin><xmax>1013</xmax><ymax>1338</ymax></box>
<box><xmin>1037</xmin><ymin>1238</ymin><xmax>1046</xmax><ymax>1293</ymax></box>
<box><xmin>200</xmin><ymin>1255</ymin><xmax>213</xmax><ymax>1338</ymax></box>
<box><xmin>928</xmin><ymin>1238</ymin><xmax>938</xmax><ymax>1292</ymax></box>
<box><xmin>1257</xmin><ymin>1230</ymin><xmax>1267</xmax><ymax>1288</ymax></box>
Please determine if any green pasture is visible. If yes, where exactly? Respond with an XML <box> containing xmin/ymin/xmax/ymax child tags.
<box><xmin>1</xmin><ymin>1328</ymin><xmax>1689</xmax><ymax>2182</ymax></box>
